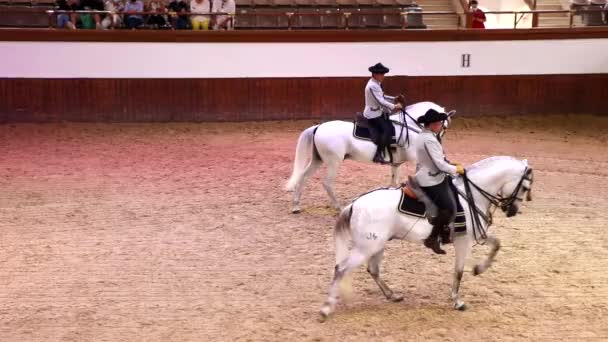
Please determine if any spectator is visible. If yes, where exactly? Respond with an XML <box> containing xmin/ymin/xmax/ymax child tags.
<box><xmin>212</xmin><ymin>0</ymin><xmax>235</xmax><ymax>30</ymax></box>
<box><xmin>147</xmin><ymin>0</ymin><xmax>169</xmax><ymax>29</ymax></box>
<box><xmin>123</xmin><ymin>0</ymin><xmax>144</xmax><ymax>29</ymax></box>
<box><xmin>55</xmin><ymin>0</ymin><xmax>78</xmax><ymax>29</ymax></box>
<box><xmin>70</xmin><ymin>0</ymin><xmax>104</xmax><ymax>29</ymax></box>
<box><xmin>569</xmin><ymin>0</ymin><xmax>587</xmax><ymax>13</ymax></box>
<box><xmin>190</xmin><ymin>0</ymin><xmax>211</xmax><ymax>30</ymax></box>
<box><xmin>168</xmin><ymin>0</ymin><xmax>190</xmax><ymax>29</ymax></box>
<box><xmin>470</xmin><ymin>0</ymin><xmax>486</xmax><ymax>29</ymax></box>
<box><xmin>101</xmin><ymin>0</ymin><xmax>124</xmax><ymax>29</ymax></box>
<box><xmin>604</xmin><ymin>2</ymin><xmax>608</xmax><ymax>24</ymax></box>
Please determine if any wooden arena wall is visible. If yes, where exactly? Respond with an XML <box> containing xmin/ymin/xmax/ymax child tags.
<box><xmin>1</xmin><ymin>29</ymin><xmax>607</xmax><ymax>122</ymax></box>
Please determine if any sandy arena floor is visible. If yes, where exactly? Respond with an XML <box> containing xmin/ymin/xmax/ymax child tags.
<box><xmin>1</xmin><ymin>115</ymin><xmax>607</xmax><ymax>341</ymax></box>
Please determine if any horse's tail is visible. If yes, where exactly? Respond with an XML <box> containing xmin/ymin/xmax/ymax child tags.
<box><xmin>334</xmin><ymin>203</ymin><xmax>353</xmax><ymax>266</ymax></box>
<box><xmin>285</xmin><ymin>125</ymin><xmax>319</xmax><ymax>192</ymax></box>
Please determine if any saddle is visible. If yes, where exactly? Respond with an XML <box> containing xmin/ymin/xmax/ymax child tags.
<box><xmin>355</xmin><ymin>112</ymin><xmax>371</xmax><ymax>129</ymax></box>
<box><xmin>400</xmin><ymin>176</ymin><xmax>439</xmax><ymax>221</ymax></box>
<box><xmin>398</xmin><ymin>176</ymin><xmax>467</xmax><ymax>243</ymax></box>
<box><xmin>352</xmin><ymin>113</ymin><xmax>397</xmax><ymax>145</ymax></box>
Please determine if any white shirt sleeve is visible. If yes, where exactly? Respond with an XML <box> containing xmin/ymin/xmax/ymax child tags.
<box><xmin>226</xmin><ymin>0</ymin><xmax>235</xmax><ymax>14</ymax></box>
<box><xmin>424</xmin><ymin>140</ymin><xmax>458</xmax><ymax>175</ymax></box>
<box><xmin>370</xmin><ymin>84</ymin><xmax>395</xmax><ymax>111</ymax></box>
<box><xmin>211</xmin><ymin>0</ymin><xmax>220</xmax><ymax>12</ymax></box>
<box><xmin>384</xmin><ymin>94</ymin><xmax>396</xmax><ymax>102</ymax></box>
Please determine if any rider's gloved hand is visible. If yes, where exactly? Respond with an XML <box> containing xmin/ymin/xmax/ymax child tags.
<box><xmin>455</xmin><ymin>164</ymin><xmax>465</xmax><ymax>175</ymax></box>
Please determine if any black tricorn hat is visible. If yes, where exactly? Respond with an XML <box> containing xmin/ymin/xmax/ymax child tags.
<box><xmin>368</xmin><ymin>63</ymin><xmax>390</xmax><ymax>74</ymax></box>
<box><xmin>417</xmin><ymin>109</ymin><xmax>448</xmax><ymax>125</ymax></box>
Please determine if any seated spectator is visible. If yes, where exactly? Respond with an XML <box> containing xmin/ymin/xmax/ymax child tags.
<box><xmin>55</xmin><ymin>0</ymin><xmax>78</xmax><ymax>29</ymax></box>
<box><xmin>123</xmin><ymin>0</ymin><xmax>144</xmax><ymax>29</ymax></box>
<box><xmin>470</xmin><ymin>0</ymin><xmax>486</xmax><ymax>29</ymax></box>
<box><xmin>147</xmin><ymin>0</ymin><xmax>169</xmax><ymax>29</ymax></box>
<box><xmin>168</xmin><ymin>0</ymin><xmax>190</xmax><ymax>29</ymax></box>
<box><xmin>212</xmin><ymin>0</ymin><xmax>235</xmax><ymax>30</ymax></box>
<box><xmin>101</xmin><ymin>0</ymin><xmax>124</xmax><ymax>29</ymax></box>
<box><xmin>70</xmin><ymin>0</ymin><xmax>104</xmax><ymax>29</ymax></box>
<box><xmin>190</xmin><ymin>0</ymin><xmax>211</xmax><ymax>30</ymax></box>
<box><xmin>570</xmin><ymin>0</ymin><xmax>589</xmax><ymax>9</ymax></box>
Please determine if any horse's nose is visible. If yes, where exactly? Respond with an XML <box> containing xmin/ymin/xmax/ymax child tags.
<box><xmin>506</xmin><ymin>204</ymin><xmax>519</xmax><ymax>217</ymax></box>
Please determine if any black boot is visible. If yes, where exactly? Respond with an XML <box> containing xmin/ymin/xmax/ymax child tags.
<box><xmin>373</xmin><ymin>147</ymin><xmax>389</xmax><ymax>164</ymax></box>
<box><xmin>424</xmin><ymin>223</ymin><xmax>446</xmax><ymax>255</ymax></box>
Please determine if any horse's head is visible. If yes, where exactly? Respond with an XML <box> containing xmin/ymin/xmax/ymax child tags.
<box><xmin>498</xmin><ymin>160</ymin><xmax>534</xmax><ymax>217</ymax></box>
<box><xmin>462</xmin><ymin>157</ymin><xmax>534</xmax><ymax>219</ymax></box>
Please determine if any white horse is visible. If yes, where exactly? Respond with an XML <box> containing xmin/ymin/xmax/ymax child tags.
<box><xmin>319</xmin><ymin>156</ymin><xmax>534</xmax><ymax>320</ymax></box>
<box><xmin>285</xmin><ymin>101</ymin><xmax>455</xmax><ymax>213</ymax></box>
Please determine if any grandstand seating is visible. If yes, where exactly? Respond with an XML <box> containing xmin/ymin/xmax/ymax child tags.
<box><xmin>0</xmin><ymin>0</ymin><xmax>605</xmax><ymax>29</ymax></box>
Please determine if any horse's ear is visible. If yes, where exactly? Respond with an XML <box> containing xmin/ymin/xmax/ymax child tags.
<box><xmin>447</xmin><ymin>110</ymin><xmax>456</xmax><ymax>117</ymax></box>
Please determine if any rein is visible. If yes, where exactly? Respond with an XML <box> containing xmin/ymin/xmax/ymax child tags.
<box><xmin>460</xmin><ymin>167</ymin><xmax>533</xmax><ymax>244</ymax></box>
<box><xmin>390</xmin><ymin>110</ymin><xmax>421</xmax><ymax>148</ymax></box>
<box><xmin>391</xmin><ymin>109</ymin><xmax>451</xmax><ymax>147</ymax></box>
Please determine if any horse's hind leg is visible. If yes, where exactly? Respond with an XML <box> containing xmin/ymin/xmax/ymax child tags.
<box><xmin>367</xmin><ymin>249</ymin><xmax>403</xmax><ymax>302</ymax></box>
<box><xmin>319</xmin><ymin>249</ymin><xmax>367</xmax><ymax>321</ymax></box>
<box><xmin>292</xmin><ymin>158</ymin><xmax>322</xmax><ymax>213</ymax></box>
<box><xmin>322</xmin><ymin>160</ymin><xmax>341</xmax><ymax>210</ymax></box>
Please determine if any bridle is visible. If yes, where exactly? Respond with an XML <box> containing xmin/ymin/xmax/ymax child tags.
<box><xmin>460</xmin><ymin>167</ymin><xmax>534</xmax><ymax>243</ymax></box>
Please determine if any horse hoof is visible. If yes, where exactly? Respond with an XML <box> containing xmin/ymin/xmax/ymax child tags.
<box><xmin>319</xmin><ymin>307</ymin><xmax>331</xmax><ymax>322</ymax></box>
<box><xmin>292</xmin><ymin>208</ymin><xmax>301</xmax><ymax>214</ymax></box>
<box><xmin>472</xmin><ymin>265</ymin><xmax>481</xmax><ymax>276</ymax></box>
<box><xmin>389</xmin><ymin>294</ymin><xmax>404</xmax><ymax>302</ymax></box>
<box><xmin>454</xmin><ymin>302</ymin><xmax>467</xmax><ymax>311</ymax></box>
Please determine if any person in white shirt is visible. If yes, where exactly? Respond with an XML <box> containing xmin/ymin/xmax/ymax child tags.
<box><xmin>363</xmin><ymin>62</ymin><xmax>402</xmax><ymax>164</ymax></box>
<box><xmin>212</xmin><ymin>0</ymin><xmax>235</xmax><ymax>30</ymax></box>
<box><xmin>415</xmin><ymin>109</ymin><xmax>465</xmax><ymax>254</ymax></box>
<box><xmin>101</xmin><ymin>0</ymin><xmax>123</xmax><ymax>29</ymax></box>
<box><xmin>190</xmin><ymin>0</ymin><xmax>211</xmax><ymax>30</ymax></box>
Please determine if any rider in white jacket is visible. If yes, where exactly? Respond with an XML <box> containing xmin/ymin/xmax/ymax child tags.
<box><xmin>415</xmin><ymin>109</ymin><xmax>465</xmax><ymax>254</ymax></box>
<box><xmin>363</xmin><ymin>63</ymin><xmax>402</xmax><ymax>164</ymax></box>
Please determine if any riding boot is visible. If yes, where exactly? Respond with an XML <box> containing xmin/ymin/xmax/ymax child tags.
<box><xmin>373</xmin><ymin>147</ymin><xmax>388</xmax><ymax>164</ymax></box>
<box><xmin>373</xmin><ymin>149</ymin><xmax>382</xmax><ymax>163</ymax></box>
<box><xmin>424</xmin><ymin>219</ymin><xmax>447</xmax><ymax>255</ymax></box>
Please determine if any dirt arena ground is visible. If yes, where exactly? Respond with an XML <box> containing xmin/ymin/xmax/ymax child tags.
<box><xmin>1</xmin><ymin>115</ymin><xmax>607</xmax><ymax>341</ymax></box>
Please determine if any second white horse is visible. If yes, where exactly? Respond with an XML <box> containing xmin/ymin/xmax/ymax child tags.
<box><xmin>285</xmin><ymin>101</ymin><xmax>455</xmax><ymax>213</ymax></box>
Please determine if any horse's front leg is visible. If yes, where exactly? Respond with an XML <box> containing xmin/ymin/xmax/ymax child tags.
<box><xmin>452</xmin><ymin>233</ymin><xmax>470</xmax><ymax>310</ymax></box>
<box><xmin>390</xmin><ymin>164</ymin><xmax>400</xmax><ymax>186</ymax></box>
<box><xmin>473</xmin><ymin>235</ymin><xmax>501</xmax><ymax>276</ymax></box>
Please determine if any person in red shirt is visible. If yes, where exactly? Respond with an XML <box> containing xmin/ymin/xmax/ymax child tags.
<box><xmin>470</xmin><ymin>0</ymin><xmax>486</xmax><ymax>29</ymax></box>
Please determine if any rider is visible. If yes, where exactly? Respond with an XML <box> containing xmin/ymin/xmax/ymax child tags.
<box><xmin>364</xmin><ymin>63</ymin><xmax>403</xmax><ymax>164</ymax></box>
<box><xmin>415</xmin><ymin>109</ymin><xmax>465</xmax><ymax>254</ymax></box>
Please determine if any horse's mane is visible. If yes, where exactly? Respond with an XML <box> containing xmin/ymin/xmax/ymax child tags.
<box><xmin>465</xmin><ymin>156</ymin><xmax>525</xmax><ymax>174</ymax></box>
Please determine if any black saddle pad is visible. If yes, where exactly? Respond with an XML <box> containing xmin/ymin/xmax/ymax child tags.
<box><xmin>397</xmin><ymin>186</ymin><xmax>467</xmax><ymax>233</ymax></box>
<box><xmin>353</xmin><ymin>122</ymin><xmax>397</xmax><ymax>145</ymax></box>
<box><xmin>398</xmin><ymin>191</ymin><xmax>427</xmax><ymax>218</ymax></box>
